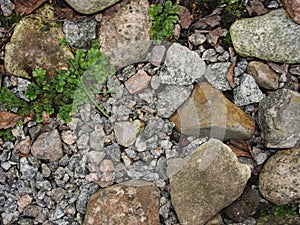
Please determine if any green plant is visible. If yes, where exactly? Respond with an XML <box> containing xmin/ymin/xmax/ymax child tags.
<box><xmin>25</xmin><ymin>40</ymin><xmax>115</xmax><ymax>123</ymax></box>
<box><xmin>260</xmin><ymin>203</ymin><xmax>299</xmax><ymax>218</ymax></box>
<box><xmin>220</xmin><ymin>0</ymin><xmax>244</xmax><ymax>18</ymax></box>
<box><xmin>149</xmin><ymin>0</ymin><xmax>179</xmax><ymax>42</ymax></box>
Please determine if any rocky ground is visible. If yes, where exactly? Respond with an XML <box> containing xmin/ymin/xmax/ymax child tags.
<box><xmin>0</xmin><ymin>0</ymin><xmax>300</xmax><ymax>224</ymax></box>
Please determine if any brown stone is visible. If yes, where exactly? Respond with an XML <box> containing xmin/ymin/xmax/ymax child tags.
<box><xmin>247</xmin><ymin>61</ymin><xmax>279</xmax><ymax>90</ymax></box>
<box><xmin>170</xmin><ymin>82</ymin><xmax>255</xmax><ymax>140</ymax></box>
<box><xmin>283</xmin><ymin>0</ymin><xmax>300</xmax><ymax>24</ymax></box>
<box><xmin>83</xmin><ymin>180</ymin><xmax>160</xmax><ymax>225</ymax></box>
<box><xmin>125</xmin><ymin>70</ymin><xmax>151</xmax><ymax>94</ymax></box>
<box><xmin>4</xmin><ymin>4</ymin><xmax>73</xmax><ymax>79</ymax></box>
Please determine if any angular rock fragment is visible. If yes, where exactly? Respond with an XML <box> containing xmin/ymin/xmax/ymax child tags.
<box><xmin>170</xmin><ymin>82</ymin><xmax>255</xmax><ymax>140</ymax></box>
<box><xmin>168</xmin><ymin>139</ymin><xmax>251</xmax><ymax>225</ymax></box>
<box><xmin>65</xmin><ymin>0</ymin><xmax>121</xmax><ymax>14</ymax></box>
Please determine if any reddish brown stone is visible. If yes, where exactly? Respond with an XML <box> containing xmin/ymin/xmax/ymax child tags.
<box><xmin>84</xmin><ymin>180</ymin><xmax>160</xmax><ymax>225</ymax></box>
<box><xmin>125</xmin><ymin>69</ymin><xmax>151</xmax><ymax>94</ymax></box>
<box><xmin>283</xmin><ymin>0</ymin><xmax>300</xmax><ymax>24</ymax></box>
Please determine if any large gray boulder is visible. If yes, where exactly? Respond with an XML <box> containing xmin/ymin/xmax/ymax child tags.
<box><xmin>168</xmin><ymin>139</ymin><xmax>251</xmax><ymax>225</ymax></box>
<box><xmin>65</xmin><ymin>0</ymin><xmax>121</xmax><ymax>14</ymax></box>
<box><xmin>258</xmin><ymin>88</ymin><xmax>300</xmax><ymax>148</ymax></box>
<box><xmin>230</xmin><ymin>9</ymin><xmax>300</xmax><ymax>64</ymax></box>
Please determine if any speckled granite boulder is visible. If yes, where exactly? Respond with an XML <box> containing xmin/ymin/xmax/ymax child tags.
<box><xmin>83</xmin><ymin>180</ymin><xmax>160</xmax><ymax>225</ymax></box>
<box><xmin>230</xmin><ymin>9</ymin><xmax>300</xmax><ymax>64</ymax></box>
<box><xmin>259</xmin><ymin>148</ymin><xmax>300</xmax><ymax>205</ymax></box>
<box><xmin>258</xmin><ymin>88</ymin><xmax>300</xmax><ymax>148</ymax></box>
<box><xmin>4</xmin><ymin>4</ymin><xmax>73</xmax><ymax>79</ymax></box>
<box><xmin>65</xmin><ymin>0</ymin><xmax>121</xmax><ymax>14</ymax></box>
<box><xmin>98</xmin><ymin>0</ymin><xmax>151</xmax><ymax>70</ymax></box>
<box><xmin>168</xmin><ymin>139</ymin><xmax>251</xmax><ymax>225</ymax></box>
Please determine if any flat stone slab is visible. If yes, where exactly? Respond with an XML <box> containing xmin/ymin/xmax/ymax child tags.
<box><xmin>230</xmin><ymin>9</ymin><xmax>300</xmax><ymax>64</ymax></box>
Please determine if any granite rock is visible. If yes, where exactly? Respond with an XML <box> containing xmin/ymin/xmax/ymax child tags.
<box><xmin>259</xmin><ymin>148</ymin><xmax>300</xmax><ymax>205</ymax></box>
<box><xmin>230</xmin><ymin>9</ymin><xmax>300</xmax><ymax>63</ymax></box>
<box><xmin>84</xmin><ymin>180</ymin><xmax>160</xmax><ymax>225</ymax></box>
<box><xmin>65</xmin><ymin>0</ymin><xmax>121</xmax><ymax>14</ymax></box>
<box><xmin>168</xmin><ymin>139</ymin><xmax>251</xmax><ymax>225</ymax></box>
<box><xmin>204</xmin><ymin>62</ymin><xmax>232</xmax><ymax>91</ymax></box>
<box><xmin>114</xmin><ymin>120</ymin><xmax>143</xmax><ymax>147</ymax></box>
<box><xmin>170</xmin><ymin>82</ymin><xmax>255</xmax><ymax>140</ymax></box>
<box><xmin>258</xmin><ymin>88</ymin><xmax>300</xmax><ymax>148</ymax></box>
<box><xmin>98</xmin><ymin>0</ymin><xmax>151</xmax><ymax>70</ymax></box>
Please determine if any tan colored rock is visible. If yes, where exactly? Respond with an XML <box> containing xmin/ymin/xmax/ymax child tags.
<box><xmin>259</xmin><ymin>148</ymin><xmax>300</xmax><ymax>205</ymax></box>
<box><xmin>247</xmin><ymin>61</ymin><xmax>279</xmax><ymax>90</ymax></box>
<box><xmin>84</xmin><ymin>180</ymin><xmax>160</xmax><ymax>225</ymax></box>
<box><xmin>65</xmin><ymin>0</ymin><xmax>121</xmax><ymax>14</ymax></box>
<box><xmin>5</xmin><ymin>4</ymin><xmax>73</xmax><ymax>79</ymax></box>
<box><xmin>170</xmin><ymin>82</ymin><xmax>255</xmax><ymax>140</ymax></box>
<box><xmin>169</xmin><ymin>139</ymin><xmax>251</xmax><ymax>225</ymax></box>
<box><xmin>99</xmin><ymin>0</ymin><xmax>151</xmax><ymax>70</ymax></box>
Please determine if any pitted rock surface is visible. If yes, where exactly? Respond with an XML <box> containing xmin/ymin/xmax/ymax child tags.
<box><xmin>98</xmin><ymin>0</ymin><xmax>151</xmax><ymax>70</ymax></box>
<box><xmin>259</xmin><ymin>148</ymin><xmax>300</xmax><ymax>205</ymax></box>
<box><xmin>4</xmin><ymin>4</ymin><xmax>73</xmax><ymax>79</ymax></box>
<box><xmin>65</xmin><ymin>0</ymin><xmax>122</xmax><ymax>14</ymax></box>
<box><xmin>258</xmin><ymin>88</ymin><xmax>300</xmax><ymax>148</ymax></box>
<box><xmin>230</xmin><ymin>9</ymin><xmax>300</xmax><ymax>64</ymax></box>
<box><xmin>168</xmin><ymin>139</ymin><xmax>251</xmax><ymax>225</ymax></box>
<box><xmin>83</xmin><ymin>180</ymin><xmax>160</xmax><ymax>225</ymax></box>
<box><xmin>170</xmin><ymin>82</ymin><xmax>255</xmax><ymax>140</ymax></box>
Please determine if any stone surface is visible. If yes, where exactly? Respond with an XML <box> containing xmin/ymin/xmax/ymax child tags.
<box><xmin>65</xmin><ymin>0</ymin><xmax>121</xmax><ymax>14</ymax></box>
<box><xmin>99</xmin><ymin>0</ymin><xmax>151</xmax><ymax>69</ymax></box>
<box><xmin>114</xmin><ymin>120</ymin><xmax>143</xmax><ymax>147</ymax></box>
<box><xmin>83</xmin><ymin>180</ymin><xmax>160</xmax><ymax>225</ymax></box>
<box><xmin>233</xmin><ymin>74</ymin><xmax>265</xmax><ymax>106</ymax></box>
<box><xmin>31</xmin><ymin>130</ymin><xmax>63</xmax><ymax>162</ymax></box>
<box><xmin>283</xmin><ymin>0</ymin><xmax>300</xmax><ymax>24</ymax></box>
<box><xmin>125</xmin><ymin>70</ymin><xmax>151</xmax><ymax>94</ymax></box>
<box><xmin>159</xmin><ymin>43</ymin><xmax>206</xmax><ymax>85</ymax></box>
<box><xmin>4</xmin><ymin>4</ymin><xmax>73</xmax><ymax>78</ymax></box>
<box><xmin>230</xmin><ymin>9</ymin><xmax>300</xmax><ymax>64</ymax></box>
<box><xmin>170</xmin><ymin>82</ymin><xmax>255</xmax><ymax>140</ymax></box>
<box><xmin>223</xmin><ymin>188</ymin><xmax>259</xmax><ymax>222</ymax></box>
<box><xmin>204</xmin><ymin>62</ymin><xmax>232</xmax><ymax>91</ymax></box>
<box><xmin>257</xmin><ymin>214</ymin><xmax>300</xmax><ymax>225</ymax></box>
<box><xmin>63</xmin><ymin>19</ymin><xmax>97</xmax><ymax>49</ymax></box>
<box><xmin>258</xmin><ymin>88</ymin><xmax>300</xmax><ymax>148</ymax></box>
<box><xmin>259</xmin><ymin>148</ymin><xmax>300</xmax><ymax>205</ymax></box>
<box><xmin>168</xmin><ymin>139</ymin><xmax>251</xmax><ymax>225</ymax></box>
<box><xmin>247</xmin><ymin>61</ymin><xmax>279</xmax><ymax>90</ymax></box>
<box><xmin>156</xmin><ymin>85</ymin><xmax>193</xmax><ymax>118</ymax></box>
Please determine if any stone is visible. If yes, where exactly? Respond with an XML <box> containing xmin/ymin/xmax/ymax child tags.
<box><xmin>114</xmin><ymin>120</ymin><xmax>143</xmax><ymax>147</ymax></box>
<box><xmin>233</xmin><ymin>74</ymin><xmax>265</xmax><ymax>106</ymax></box>
<box><xmin>63</xmin><ymin>19</ymin><xmax>97</xmax><ymax>49</ymax></box>
<box><xmin>259</xmin><ymin>148</ymin><xmax>300</xmax><ymax>205</ymax></box>
<box><xmin>258</xmin><ymin>88</ymin><xmax>300</xmax><ymax>148</ymax></box>
<box><xmin>223</xmin><ymin>188</ymin><xmax>259</xmax><ymax>222</ymax></box>
<box><xmin>247</xmin><ymin>61</ymin><xmax>279</xmax><ymax>90</ymax></box>
<box><xmin>170</xmin><ymin>82</ymin><xmax>255</xmax><ymax>140</ymax></box>
<box><xmin>149</xmin><ymin>45</ymin><xmax>166</xmax><ymax>66</ymax></box>
<box><xmin>64</xmin><ymin>0</ymin><xmax>121</xmax><ymax>14</ymax></box>
<box><xmin>99</xmin><ymin>0</ymin><xmax>151</xmax><ymax>70</ymax></box>
<box><xmin>159</xmin><ymin>43</ymin><xmax>206</xmax><ymax>85</ymax></box>
<box><xmin>31</xmin><ymin>130</ymin><xmax>64</xmax><ymax>162</ymax></box>
<box><xmin>283</xmin><ymin>0</ymin><xmax>300</xmax><ymax>24</ymax></box>
<box><xmin>204</xmin><ymin>62</ymin><xmax>232</xmax><ymax>91</ymax></box>
<box><xmin>168</xmin><ymin>139</ymin><xmax>251</xmax><ymax>225</ymax></box>
<box><xmin>83</xmin><ymin>180</ymin><xmax>160</xmax><ymax>225</ymax></box>
<box><xmin>4</xmin><ymin>4</ymin><xmax>73</xmax><ymax>78</ymax></box>
<box><xmin>156</xmin><ymin>85</ymin><xmax>193</xmax><ymax>118</ymax></box>
<box><xmin>125</xmin><ymin>70</ymin><xmax>151</xmax><ymax>94</ymax></box>
<box><xmin>257</xmin><ymin>214</ymin><xmax>300</xmax><ymax>225</ymax></box>
<box><xmin>230</xmin><ymin>9</ymin><xmax>300</xmax><ymax>64</ymax></box>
